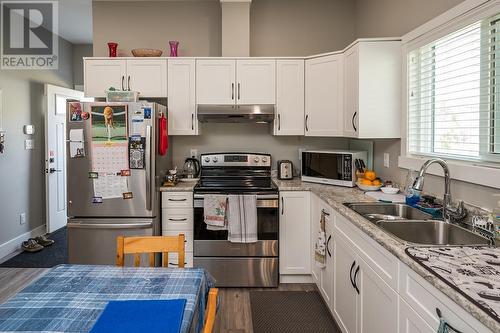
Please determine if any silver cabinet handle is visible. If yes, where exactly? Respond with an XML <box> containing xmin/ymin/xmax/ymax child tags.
<box><xmin>121</xmin><ymin>76</ymin><xmax>125</xmax><ymax>91</ymax></box>
<box><xmin>237</xmin><ymin>83</ymin><xmax>241</xmax><ymax>100</ymax></box>
<box><xmin>326</xmin><ymin>235</ymin><xmax>332</xmax><ymax>257</ymax></box>
<box><xmin>354</xmin><ymin>265</ymin><xmax>360</xmax><ymax>294</ymax></box>
<box><xmin>127</xmin><ymin>75</ymin><xmax>131</xmax><ymax>91</ymax></box>
<box><xmin>349</xmin><ymin>261</ymin><xmax>356</xmax><ymax>289</ymax></box>
<box><xmin>281</xmin><ymin>197</ymin><xmax>284</xmax><ymax>215</ymax></box>
<box><xmin>169</xmin><ymin>198</ymin><xmax>187</xmax><ymax>202</ymax></box>
<box><xmin>305</xmin><ymin>115</ymin><xmax>309</xmax><ymax>132</ymax></box>
<box><xmin>231</xmin><ymin>83</ymin><xmax>234</xmax><ymax>100</ymax></box>
<box><xmin>278</xmin><ymin>114</ymin><xmax>281</xmax><ymax>131</ymax></box>
<box><xmin>352</xmin><ymin>111</ymin><xmax>357</xmax><ymax>132</ymax></box>
<box><xmin>168</xmin><ymin>218</ymin><xmax>188</xmax><ymax>222</ymax></box>
<box><xmin>145</xmin><ymin>125</ymin><xmax>152</xmax><ymax>211</ymax></box>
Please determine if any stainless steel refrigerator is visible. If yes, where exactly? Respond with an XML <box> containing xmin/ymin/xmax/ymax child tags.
<box><xmin>66</xmin><ymin>101</ymin><xmax>167</xmax><ymax>265</ymax></box>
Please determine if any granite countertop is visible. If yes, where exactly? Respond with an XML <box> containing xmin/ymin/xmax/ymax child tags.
<box><xmin>273</xmin><ymin>177</ymin><xmax>500</xmax><ymax>332</ymax></box>
<box><xmin>158</xmin><ymin>180</ymin><xmax>197</xmax><ymax>192</ymax></box>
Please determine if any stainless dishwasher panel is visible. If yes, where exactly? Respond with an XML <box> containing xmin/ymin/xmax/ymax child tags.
<box><xmin>68</xmin><ymin>218</ymin><xmax>157</xmax><ymax>265</ymax></box>
<box><xmin>194</xmin><ymin>240</ymin><xmax>278</xmax><ymax>257</ymax></box>
<box><xmin>193</xmin><ymin>257</ymin><xmax>279</xmax><ymax>287</ymax></box>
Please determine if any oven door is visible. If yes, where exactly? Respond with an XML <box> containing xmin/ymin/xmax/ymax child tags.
<box><xmin>193</xmin><ymin>193</ymin><xmax>279</xmax><ymax>257</ymax></box>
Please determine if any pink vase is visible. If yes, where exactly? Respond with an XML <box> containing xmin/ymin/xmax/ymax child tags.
<box><xmin>107</xmin><ymin>42</ymin><xmax>118</xmax><ymax>57</ymax></box>
<box><xmin>169</xmin><ymin>41</ymin><xmax>179</xmax><ymax>57</ymax></box>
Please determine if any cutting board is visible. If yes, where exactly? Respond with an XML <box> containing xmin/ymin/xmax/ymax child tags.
<box><xmin>365</xmin><ymin>191</ymin><xmax>406</xmax><ymax>203</ymax></box>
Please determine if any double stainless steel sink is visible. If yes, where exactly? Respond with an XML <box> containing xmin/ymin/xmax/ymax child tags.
<box><xmin>345</xmin><ymin>203</ymin><xmax>491</xmax><ymax>246</ymax></box>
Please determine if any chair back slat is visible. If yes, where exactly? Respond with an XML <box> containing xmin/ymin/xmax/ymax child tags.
<box><xmin>116</xmin><ymin>235</ymin><xmax>185</xmax><ymax>268</ymax></box>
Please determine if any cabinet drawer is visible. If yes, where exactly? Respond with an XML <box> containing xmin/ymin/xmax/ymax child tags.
<box><xmin>164</xmin><ymin>252</ymin><xmax>193</xmax><ymax>268</ymax></box>
<box><xmin>399</xmin><ymin>264</ymin><xmax>482</xmax><ymax>333</ymax></box>
<box><xmin>162</xmin><ymin>208</ymin><xmax>193</xmax><ymax>231</ymax></box>
<box><xmin>162</xmin><ymin>192</ymin><xmax>193</xmax><ymax>208</ymax></box>
<box><xmin>161</xmin><ymin>230</ymin><xmax>193</xmax><ymax>252</ymax></box>
<box><xmin>334</xmin><ymin>212</ymin><xmax>399</xmax><ymax>290</ymax></box>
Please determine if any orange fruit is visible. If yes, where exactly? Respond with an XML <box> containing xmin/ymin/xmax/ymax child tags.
<box><xmin>364</xmin><ymin>170</ymin><xmax>377</xmax><ymax>181</ymax></box>
<box><xmin>360</xmin><ymin>178</ymin><xmax>373</xmax><ymax>185</ymax></box>
<box><xmin>372</xmin><ymin>179</ymin><xmax>382</xmax><ymax>186</ymax></box>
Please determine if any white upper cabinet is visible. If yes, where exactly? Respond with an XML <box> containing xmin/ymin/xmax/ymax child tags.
<box><xmin>84</xmin><ymin>59</ymin><xmax>127</xmax><ymax>97</ymax></box>
<box><xmin>343</xmin><ymin>40</ymin><xmax>401</xmax><ymax>138</ymax></box>
<box><xmin>236</xmin><ymin>59</ymin><xmax>276</xmax><ymax>104</ymax></box>
<box><xmin>84</xmin><ymin>59</ymin><xmax>167</xmax><ymax>98</ymax></box>
<box><xmin>305</xmin><ymin>54</ymin><xmax>344</xmax><ymax>137</ymax></box>
<box><xmin>127</xmin><ymin>59</ymin><xmax>167</xmax><ymax>97</ymax></box>
<box><xmin>274</xmin><ymin>60</ymin><xmax>305</xmax><ymax>135</ymax></box>
<box><xmin>279</xmin><ymin>191</ymin><xmax>311</xmax><ymax>275</ymax></box>
<box><xmin>168</xmin><ymin>59</ymin><xmax>197</xmax><ymax>135</ymax></box>
<box><xmin>196</xmin><ymin>59</ymin><xmax>236</xmax><ymax>104</ymax></box>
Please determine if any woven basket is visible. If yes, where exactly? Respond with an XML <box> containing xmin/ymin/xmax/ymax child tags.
<box><xmin>131</xmin><ymin>48</ymin><xmax>163</xmax><ymax>57</ymax></box>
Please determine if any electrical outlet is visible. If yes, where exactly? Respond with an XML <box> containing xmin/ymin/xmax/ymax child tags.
<box><xmin>19</xmin><ymin>213</ymin><xmax>26</xmax><ymax>225</ymax></box>
<box><xmin>25</xmin><ymin>139</ymin><xmax>34</xmax><ymax>150</ymax></box>
<box><xmin>190</xmin><ymin>149</ymin><xmax>198</xmax><ymax>158</ymax></box>
<box><xmin>383</xmin><ymin>153</ymin><xmax>390</xmax><ymax>168</ymax></box>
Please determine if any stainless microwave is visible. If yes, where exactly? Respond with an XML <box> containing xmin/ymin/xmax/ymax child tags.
<box><xmin>301</xmin><ymin>150</ymin><xmax>368</xmax><ymax>187</ymax></box>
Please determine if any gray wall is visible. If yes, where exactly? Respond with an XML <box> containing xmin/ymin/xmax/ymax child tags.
<box><xmin>0</xmin><ymin>37</ymin><xmax>74</xmax><ymax>246</ymax></box>
<box><xmin>72</xmin><ymin>44</ymin><xmax>93</xmax><ymax>88</ymax></box>
<box><xmin>92</xmin><ymin>1</ymin><xmax>222</xmax><ymax>57</ymax></box>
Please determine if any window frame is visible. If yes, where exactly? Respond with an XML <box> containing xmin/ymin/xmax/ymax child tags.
<box><xmin>400</xmin><ymin>0</ymin><xmax>500</xmax><ymax>189</ymax></box>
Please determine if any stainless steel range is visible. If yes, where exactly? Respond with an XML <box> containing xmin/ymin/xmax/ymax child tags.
<box><xmin>193</xmin><ymin>152</ymin><xmax>279</xmax><ymax>287</ymax></box>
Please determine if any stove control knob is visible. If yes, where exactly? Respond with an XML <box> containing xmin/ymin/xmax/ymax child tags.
<box><xmin>254</xmin><ymin>157</ymin><xmax>260</xmax><ymax>163</ymax></box>
<box><xmin>262</xmin><ymin>157</ymin><xmax>268</xmax><ymax>163</ymax></box>
<box><xmin>204</xmin><ymin>157</ymin><xmax>210</xmax><ymax>163</ymax></box>
<box><xmin>212</xmin><ymin>157</ymin><xmax>218</xmax><ymax>163</ymax></box>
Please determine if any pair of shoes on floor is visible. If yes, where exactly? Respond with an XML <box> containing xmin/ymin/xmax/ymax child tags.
<box><xmin>21</xmin><ymin>235</ymin><xmax>55</xmax><ymax>253</ymax></box>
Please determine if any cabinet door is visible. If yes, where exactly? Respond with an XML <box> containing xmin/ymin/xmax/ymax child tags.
<box><xmin>333</xmin><ymin>233</ymin><xmax>357</xmax><ymax>333</ymax></box>
<box><xmin>305</xmin><ymin>55</ymin><xmax>344</xmax><ymax>137</ymax></box>
<box><xmin>279</xmin><ymin>191</ymin><xmax>310</xmax><ymax>275</ymax></box>
<box><xmin>399</xmin><ymin>300</ymin><xmax>434</xmax><ymax>333</ymax></box>
<box><xmin>343</xmin><ymin>45</ymin><xmax>359</xmax><ymax>137</ymax></box>
<box><xmin>236</xmin><ymin>59</ymin><xmax>276</xmax><ymax>104</ymax></box>
<box><xmin>357</xmin><ymin>258</ymin><xmax>398</xmax><ymax>333</ymax></box>
<box><xmin>84</xmin><ymin>59</ymin><xmax>126</xmax><ymax>97</ymax></box>
<box><xmin>320</xmin><ymin>216</ymin><xmax>334</xmax><ymax>310</ymax></box>
<box><xmin>126</xmin><ymin>59</ymin><xmax>167</xmax><ymax>97</ymax></box>
<box><xmin>310</xmin><ymin>194</ymin><xmax>321</xmax><ymax>286</ymax></box>
<box><xmin>168</xmin><ymin>59</ymin><xmax>197</xmax><ymax>135</ymax></box>
<box><xmin>275</xmin><ymin>60</ymin><xmax>305</xmax><ymax>135</ymax></box>
<box><xmin>196</xmin><ymin>59</ymin><xmax>235</xmax><ymax>104</ymax></box>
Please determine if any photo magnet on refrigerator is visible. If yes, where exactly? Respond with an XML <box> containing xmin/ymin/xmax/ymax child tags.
<box><xmin>120</xmin><ymin>169</ymin><xmax>131</xmax><ymax>176</ymax></box>
<box><xmin>89</xmin><ymin>172</ymin><xmax>98</xmax><ymax>179</ymax></box>
<box><xmin>92</xmin><ymin>196</ymin><xmax>103</xmax><ymax>204</ymax></box>
<box><xmin>129</xmin><ymin>135</ymin><xmax>145</xmax><ymax>169</ymax></box>
<box><xmin>122</xmin><ymin>192</ymin><xmax>133</xmax><ymax>199</ymax></box>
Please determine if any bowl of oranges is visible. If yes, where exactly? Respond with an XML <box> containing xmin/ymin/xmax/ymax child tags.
<box><xmin>356</xmin><ymin>170</ymin><xmax>383</xmax><ymax>191</ymax></box>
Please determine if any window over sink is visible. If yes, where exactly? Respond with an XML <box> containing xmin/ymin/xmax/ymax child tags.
<box><xmin>407</xmin><ymin>12</ymin><xmax>500</xmax><ymax>163</ymax></box>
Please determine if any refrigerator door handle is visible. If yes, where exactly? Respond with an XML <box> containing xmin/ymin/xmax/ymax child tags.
<box><xmin>145</xmin><ymin>125</ymin><xmax>152</xmax><ymax>211</ymax></box>
<box><xmin>67</xmin><ymin>222</ymin><xmax>153</xmax><ymax>229</ymax></box>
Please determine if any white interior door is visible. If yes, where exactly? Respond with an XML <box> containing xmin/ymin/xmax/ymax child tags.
<box><xmin>45</xmin><ymin>84</ymin><xmax>84</xmax><ymax>233</ymax></box>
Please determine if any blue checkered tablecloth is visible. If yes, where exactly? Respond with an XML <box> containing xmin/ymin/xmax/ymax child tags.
<box><xmin>0</xmin><ymin>265</ymin><xmax>214</xmax><ymax>333</ymax></box>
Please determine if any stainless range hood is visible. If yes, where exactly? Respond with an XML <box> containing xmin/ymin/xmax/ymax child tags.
<box><xmin>197</xmin><ymin>105</ymin><xmax>275</xmax><ymax>123</ymax></box>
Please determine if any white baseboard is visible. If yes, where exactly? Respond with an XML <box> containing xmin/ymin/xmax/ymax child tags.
<box><xmin>280</xmin><ymin>274</ymin><xmax>313</xmax><ymax>284</ymax></box>
<box><xmin>0</xmin><ymin>224</ymin><xmax>46</xmax><ymax>263</ymax></box>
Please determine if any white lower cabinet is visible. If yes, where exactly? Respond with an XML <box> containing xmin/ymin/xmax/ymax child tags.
<box><xmin>310</xmin><ymin>194</ymin><xmax>321</xmax><ymax>285</ymax></box>
<box><xmin>319</xmin><ymin>212</ymin><xmax>334</xmax><ymax>307</ymax></box>
<box><xmin>280</xmin><ymin>191</ymin><xmax>311</xmax><ymax>275</ymax></box>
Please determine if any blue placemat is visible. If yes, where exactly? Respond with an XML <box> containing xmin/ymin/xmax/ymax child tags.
<box><xmin>90</xmin><ymin>299</ymin><xmax>186</xmax><ymax>333</ymax></box>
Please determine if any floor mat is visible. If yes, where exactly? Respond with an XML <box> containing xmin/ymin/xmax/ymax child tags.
<box><xmin>249</xmin><ymin>290</ymin><xmax>341</xmax><ymax>333</ymax></box>
<box><xmin>0</xmin><ymin>227</ymin><xmax>67</xmax><ymax>268</ymax></box>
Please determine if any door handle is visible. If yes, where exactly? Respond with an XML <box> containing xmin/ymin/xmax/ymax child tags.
<box><xmin>326</xmin><ymin>235</ymin><xmax>332</xmax><ymax>257</ymax></box>
<box><xmin>145</xmin><ymin>125</ymin><xmax>152</xmax><ymax>211</ymax></box>
<box><xmin>352</xmin><ymin>111</ymin><xmax>357</xmax><ymax>132</ymax></box>
<box><xmin>67</xmin><ymin>222</ymin><xmax>153</xmax><ymax>229</ymax></box>
<box><xmin>169</xmin><ymin>198</ymin><xmax>187</xmax><ymax>202</ymax></box>
<box><xmin>281</xmin><ymin>197</ymin><xmax>284</xmax><ymax>215</ymax></box>
<box><xmin>354</xmin><ymin>265</ymin><xmax>360</xmax><ymax>294</ymax></box>
<box><xmin>168</xmin><ymin>218</ymin><xmax>188</xmax><ymax>222</ymax></box>
<box><xmin>277</xmin><ymin>114</ymin><xmax>281</xmax><ymax>131</ymax></box>
<box><xmin>349</xmin><ymin>260</ymin><xmax>356</xmax><ymax>289</ymax></box>
<box><xmin>191</xmin><ymin>113</ymin><xmax>194</xmax><ymax>130</ymax></box>
<box><xmin>231</xmin><ymin>83</ymin><xmax>234</xmax><ymax>100</ymax></box>
<box><xmin>127</xmin><ymin>75</ymin><xmax>131</xmax><ymax>91</ymax></box>
<box><xmin>305</xmin><ymin>115</ymin><xmax>309</xmax><ymax>132</ymax></box>
<box><xmin>121</xmin><ymin>75</ymin><xmax>125</xmax><ymax>90</ymax></box>
<box><xmin>237</xmin><ymin>83</ymin><xmax>241</xmax><ymax>100</ymax></box>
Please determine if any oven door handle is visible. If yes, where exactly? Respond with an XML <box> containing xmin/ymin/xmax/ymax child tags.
<box><xmin>194</xmin><ymin>195</ymin><xmax>278</xmax><ymax>208</ymax></box>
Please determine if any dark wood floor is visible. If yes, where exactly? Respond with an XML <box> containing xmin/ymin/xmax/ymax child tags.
<box><xmin>0</xmin><ymin>268</ymin><xmax>318</xmax><ymax>333</ymax></box>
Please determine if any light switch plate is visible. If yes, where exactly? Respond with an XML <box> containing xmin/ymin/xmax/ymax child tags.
<box><xmin>25</xmin><ymin>139</ymin><xmax>34</xmax><ymax>150</ymax></box>
<box><xmin>20</xmin><ymin>213</ymin><xmax>26</xmax><ymax>225</ymax></box>
<box><xmin>23</xmin><ymin>125</ymin><xmax>35</xmax><ymax>135</ymax></box>
<box><xmin>383</xmin><ymin>153</ymin><xmax>390</xmax><ymax>168</ymax></box>
<box><xmin>190</xmin><ymin>149</ymin><xmax>198</xmax><ymax>158</ymax></box>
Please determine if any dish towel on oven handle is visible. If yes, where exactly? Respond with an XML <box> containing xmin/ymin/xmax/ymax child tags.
<box><xmin>227</xmin><ymin>195</ymin><xmax>258</xmax><ymax>243</ymax></box>
<box><xmin>204</xmin><ymin>195</ymin><xmax>228</xmax><ymax>230</ymax></box>
<box><xmin>315</xmin><ymin>212</ymin><xmax>327</xmax><ymax>268</ymax></box>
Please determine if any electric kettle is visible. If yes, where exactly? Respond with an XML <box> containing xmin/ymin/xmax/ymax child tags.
<box><xmin>183</xmin><ymin>157</ymin><xmax>200</xmax><ymax>179</ymax></box>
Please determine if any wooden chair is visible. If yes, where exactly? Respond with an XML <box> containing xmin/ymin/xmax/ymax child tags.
<box><xmin>115</xmin><ymin>235</ymin><xmax>219</xmax><ymax>333</ymax></box>
<box><xmin>116</xmin><ymin>235</ymin><xmax>185</xmax><ymax>267</ymax></box>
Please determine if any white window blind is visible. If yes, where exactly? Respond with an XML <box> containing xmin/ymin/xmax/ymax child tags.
<box><xmin>408</xmin><ymin>13</ymin><xmax>500</xmax><ymax>162</ymax></box>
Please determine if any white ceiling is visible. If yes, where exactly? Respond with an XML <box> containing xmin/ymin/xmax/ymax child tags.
<box><xmin>58</xmin><ymin>0</ymin><xmax>93</xmax><ymax>44</ymax></box>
